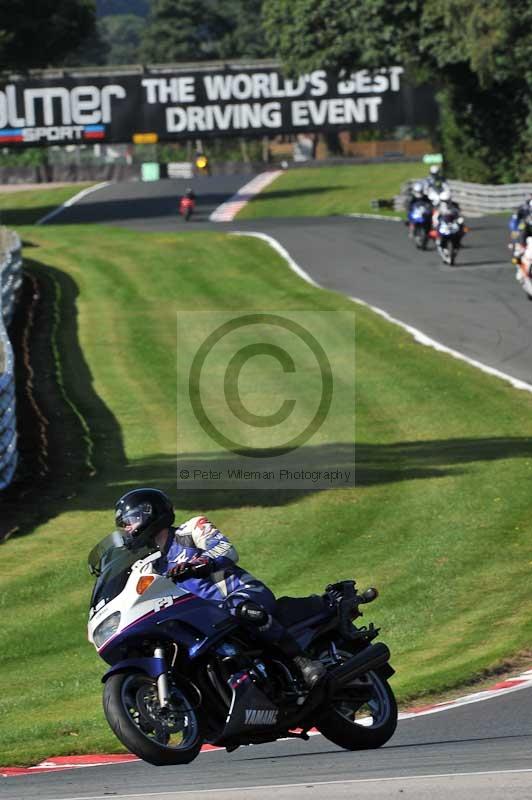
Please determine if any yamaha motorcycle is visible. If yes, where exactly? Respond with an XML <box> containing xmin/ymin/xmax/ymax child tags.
<box><xmin>435</xmin><ymin>210</ymin><xmax>465</xmax><ymax>265</ymax></box>
<box><xmin>88</xmin><ymin>532</ymin><xmax>397</xmax><ymax>766</ymax></box>
<box><xmin>407</xmin><ymin>200</ymin><xmax>432</xmax><ymax>250</ymax></box>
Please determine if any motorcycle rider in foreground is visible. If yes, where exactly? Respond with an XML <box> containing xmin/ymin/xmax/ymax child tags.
<box><xmin>115</xmin><ymin>488</ymin><xmax>326</xmax><ymax>688</ymax></box>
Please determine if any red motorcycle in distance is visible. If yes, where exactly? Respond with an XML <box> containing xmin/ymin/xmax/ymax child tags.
<box><xmin>178</xmin><ymin>190</ymin><xmax>196</xmax><ymax>221</ymax></box>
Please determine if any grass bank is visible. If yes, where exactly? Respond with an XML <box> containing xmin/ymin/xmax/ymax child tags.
<box><xmin>236</xmin><ymin>162</ymin><xmax>426</xmax><ymax>219</ymax></box>
<box><xmin>1</xmin><ymin>222</ymin><xmax>532</xmax><ymax>765</ymax></box>
<box><xmin>0</xmin><ymin>183</ymin><xmax>94</xmax><ymax>226</ymax></box>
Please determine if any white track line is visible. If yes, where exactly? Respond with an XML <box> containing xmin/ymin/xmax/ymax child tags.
<box><xmin>36</xmin><ymin>181</ymin><xmax>111</xmax><ymax>225</ymax></box>
<box><xmin>52</xmin><ymin>768</ymin><xmax>532</xmax><ymax>800</ymax></box>
<box><xmin>5</xmin><ymin>669</ymin><xmax>532</xmax><ymax>776</ymax></box>
<box><xmin>348</xmin><ymin>212</ymin><xmax>402</xmax><ymax>222</ymax></box>
<box><xmin>231</xmin><ymin>230</ymin><xmax>532</xmax><ymax>394</ymax></box>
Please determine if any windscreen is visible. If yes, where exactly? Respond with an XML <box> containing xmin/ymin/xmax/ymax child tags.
<box><xmin>88</xmin><ymin>531</ymin><xmax>156</xmax><ymax>613</ymax></box>
<box><xmin>88</xmin><ymin>531</ymin><xmax>129</xmax><ymax>576</ymax></box>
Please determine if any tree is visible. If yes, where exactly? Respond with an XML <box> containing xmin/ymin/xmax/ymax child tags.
<box><xmin>263</xmin><ymin>0</ymin><xmax>532</xmax><ymax>182</ymax></box>
<box><xmin>96</xmin><ymin>0</ymin><xmax>149</xmax><ymax>16</ymax></box>
<box><xmin>0</xmin><ymin>0</ymin><xmax>99</xmax><ymax>71</ymax></box>
<box><xmin>140</xmin><ymin>0</ymin><xmax>232</xmax><ymax>63</ymax></box>
<box><xmin>98</xmin><ymin>14</ymin><xmax>144</xmax><ymax>65</ymax></box>
<box><xmin>216</xmin><ymin>0</ymin><xmax>273</xmax><ymax>61</ymax></box>
<box><xmin>140</xmin><ymin>0</ymin><xmax>272</xmax><ymax>64</ymax></box>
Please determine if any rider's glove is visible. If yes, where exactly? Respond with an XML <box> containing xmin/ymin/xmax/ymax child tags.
<box><xmin>166</xmin><ymin>555</ymin><xmax>214</xmax><ymax>582</ymax></box>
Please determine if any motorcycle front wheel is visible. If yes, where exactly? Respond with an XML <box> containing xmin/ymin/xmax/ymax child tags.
<box><xmin>414</xmin><ymin>226</ymin><xmax>427</xmax><ymax>250</ymax></box>
<box><xmin>316</xmin><ymin>649</ymin><xmax>397</xmax><ymax>750</ymax></box>
<box><xmin>447</xmin><ymin>240</ymin><xmax>456</xmax><ymax>265</ymax></box>
<box><xmin>103</xmin><ymin>672</ymin><xmax>203</xmax><ymax>766</ymax></box>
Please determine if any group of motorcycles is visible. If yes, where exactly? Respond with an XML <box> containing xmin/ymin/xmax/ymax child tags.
<box><xmin>407</xmin><ymin>180</ymin><xmax>532</xmax><ymax>302</ymax></box>
<box><xmin>405</xmin><ymin>183</ymin><xmax>467</xmax><ymax>266</ymax></box>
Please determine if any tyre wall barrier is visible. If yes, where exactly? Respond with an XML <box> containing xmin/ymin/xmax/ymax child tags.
<box><xmin>0</xmin><ymin>228</ymin><xmax>22</xmax><ymax>490</ymax></box>
<box><xmin>395</xmin><ymin>180</ymin><xmax>532</xmax><ymax>215</ymax></box>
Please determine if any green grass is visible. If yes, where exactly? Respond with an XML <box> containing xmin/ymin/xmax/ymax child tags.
<box><xmin>236</xmin><ymin>162</ymin><xmax>426</xmax><ymax>219</ymax></box>
<box><xmin>1</xmin><ymin>222</ymin><xmax>532</xmax><ymax>766</ymax></box>
<box><xmin>0</xmin><ymin>184</ymin><xmax>94</xmax><ymax>226</ymax></box>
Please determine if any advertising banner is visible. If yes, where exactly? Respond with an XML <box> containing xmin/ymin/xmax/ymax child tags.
<box><xmin>0</xmin><ymin>65</ymin><xmax>438</xmax><ymax>147</ymax></box>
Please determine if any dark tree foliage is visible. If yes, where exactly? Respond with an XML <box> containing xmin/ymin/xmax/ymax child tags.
<box><xmin>216</xmin><ymin>0</ymin><xmax>274</xmax><ymax>60</ymax></box>
<box><xmin>0</xmin><ymin>0</ymin><xmax>99</xmax><ymax>71</ymax></box>
<box><xmin>141</xmin><ymin>0</ymin><xmax>231</xmax><ymax>62</ymax></box>
<box><xmin>140</xmin><ymin>0</ymin><xmax>272</xmax><ymax>63</ymax></box>
<box><xmin>96</xmin><ymin>0</ymin><xmax>149</xmax><ymax>16</ymax></box>
<box><xmin>263</xmin><ymin>0</ymin><xmax>532</xmax><ymax>181</ymax></box>
<box><xmin>98</xmin><ymin>15</ymin><xmax>144</xmax><ymax>65</ymax></box>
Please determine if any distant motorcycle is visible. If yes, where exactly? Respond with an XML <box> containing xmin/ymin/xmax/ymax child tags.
<box><xmin>178</xmin><ymin>195</ymin><xmax>195</xmax><ymax>221</ymax></box>
<box><xmin>513</xmin><ymin>237</ymin><xmax>532</xmax><ymax>301</ymax></box>
<box><xmin>435</xmin><ymin>209</ymin><xmax>465</xmax><ymax>265</ymax></box>
<box><xmin>407</xmin><ymin>200</ymin><xmax>433</xmax><ymax>250</ymax></box>
<box><xmin>508</xmin><ymin>213</ymin><xmax>524</xmax><ymax>262</ymax></box>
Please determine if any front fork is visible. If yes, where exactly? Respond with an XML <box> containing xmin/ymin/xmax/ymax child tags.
<box><xmin>154</xmin><ymin>646</ymin><xmax>170</xmax><ymax>708</ymax></box>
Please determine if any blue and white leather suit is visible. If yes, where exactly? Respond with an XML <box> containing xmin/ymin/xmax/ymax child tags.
<box><xmin>155</xmin><ymin>516</ymin><xmax>294</xmax><ymax>652</ymax></box>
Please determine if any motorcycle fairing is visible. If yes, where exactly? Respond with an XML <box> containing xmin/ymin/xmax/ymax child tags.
<box><xmin>221</xmin><ymin>671</ymin><xmax>280</xmax><ymax>740</ymax></box>
<box><xmin>101</xmin><ymin>655</ymin><xmax>167</xmax><ymax>683</ymax></box>
<box><xmin>99</xmin><ymin>594</ymin><xmax>239</xmax><ymax>664</ymax></box>
<box><xmin>409</xmin><ymin>202</ymin><xmax>431</xmax><ymax>223</ymax></box>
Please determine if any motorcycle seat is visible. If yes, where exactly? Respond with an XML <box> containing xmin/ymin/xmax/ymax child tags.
<box><xmin>274</xmin><ymin>595</ymin><xmax>327</xmax><ymax>626</ymax></box>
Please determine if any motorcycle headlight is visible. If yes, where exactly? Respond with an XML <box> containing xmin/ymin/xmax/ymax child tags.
<box><xmin>93</xmin><ymin>611</ymin><xmax>121</xmax><ymax>648</ymax></box>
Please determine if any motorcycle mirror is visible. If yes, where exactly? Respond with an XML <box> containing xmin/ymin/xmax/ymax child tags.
<box><xmin>362</xmin><ymin>587</ymin><xmax>378</xmax><ymax>603</ymax></box>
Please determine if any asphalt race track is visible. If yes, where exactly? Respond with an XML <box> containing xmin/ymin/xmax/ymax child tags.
<box><xmin>49</xmin><ymin>175</ymin><xmax>532</xmax><ymax>385</ymax></box>
<box><xmin>3</xmin><ymin>686</ymin><xmax>532</xmax><ymax>799</ymax></box>
<box><xmin>9</xmin><ymin>175</ymin><xmax>529</xmax><ymax>799</ymax></box>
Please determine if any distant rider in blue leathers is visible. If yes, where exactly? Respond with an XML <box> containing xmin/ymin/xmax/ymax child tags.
<box><xmin>512</xmin><ymin>196</ymin><xmax>532</xmax><ymax>246</ymax></box>
<box><xmin>508</xmin><ymin>196</ymin><xmax>532</xmax><ymax>276</ymax></box>
<box><xmin>114</xmin><ymin>487</ymin><xmax>326</xmax><ymax>688</ymax></box>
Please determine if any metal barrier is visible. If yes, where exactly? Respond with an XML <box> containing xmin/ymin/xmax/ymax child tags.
<box><xmin>395</xmin><ymin>181</ymin><xmax>532</xmax><ymax>215</ymax></box>
<box><xmin>447</xmin><ymin>181</ymin><xmax>532</xmax><ymax>215</ymax></box>
<box><xmin>0</xmin><ymin>227</ymin><xmax>22</xmax><ymax>490</ymax></box>
<box><xmin>167</xmin><ymin>161</ymin><xmax>194</xmax><ymax>179</ymax></box>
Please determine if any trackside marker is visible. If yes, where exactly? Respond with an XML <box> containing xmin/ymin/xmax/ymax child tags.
<box><xmin>209</xmin><ymin>171</ymin><xmax>282</xmax><ymax>222</ymax></box>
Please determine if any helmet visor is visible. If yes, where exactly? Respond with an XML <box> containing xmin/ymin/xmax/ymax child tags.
<box><xmin>116</xmin><ymin>503</ymin><xmax>152</xmax><ymax>534</ymax></box>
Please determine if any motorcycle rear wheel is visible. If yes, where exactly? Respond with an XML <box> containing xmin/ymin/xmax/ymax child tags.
<box><xmin>103</xmin><ymin>672</ymin><xmax>203</xmax><ymax>766</ymax></box>
<box><xmin>316</xmin><ymin>648</ymin><xmax>397</xmax><ymax>750</ymax></box>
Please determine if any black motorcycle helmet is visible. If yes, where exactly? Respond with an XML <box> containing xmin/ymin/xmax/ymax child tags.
<box><xmin>115</xmin><ymin>488</ymin><xmax>174</xmax><ymax>546</ymax></box>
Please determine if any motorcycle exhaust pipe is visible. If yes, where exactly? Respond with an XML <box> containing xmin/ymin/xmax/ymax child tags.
<box><xmin>328</xmin><ymin>643</ymin><xmax>391</xmax><ymax>690</ymax></box>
